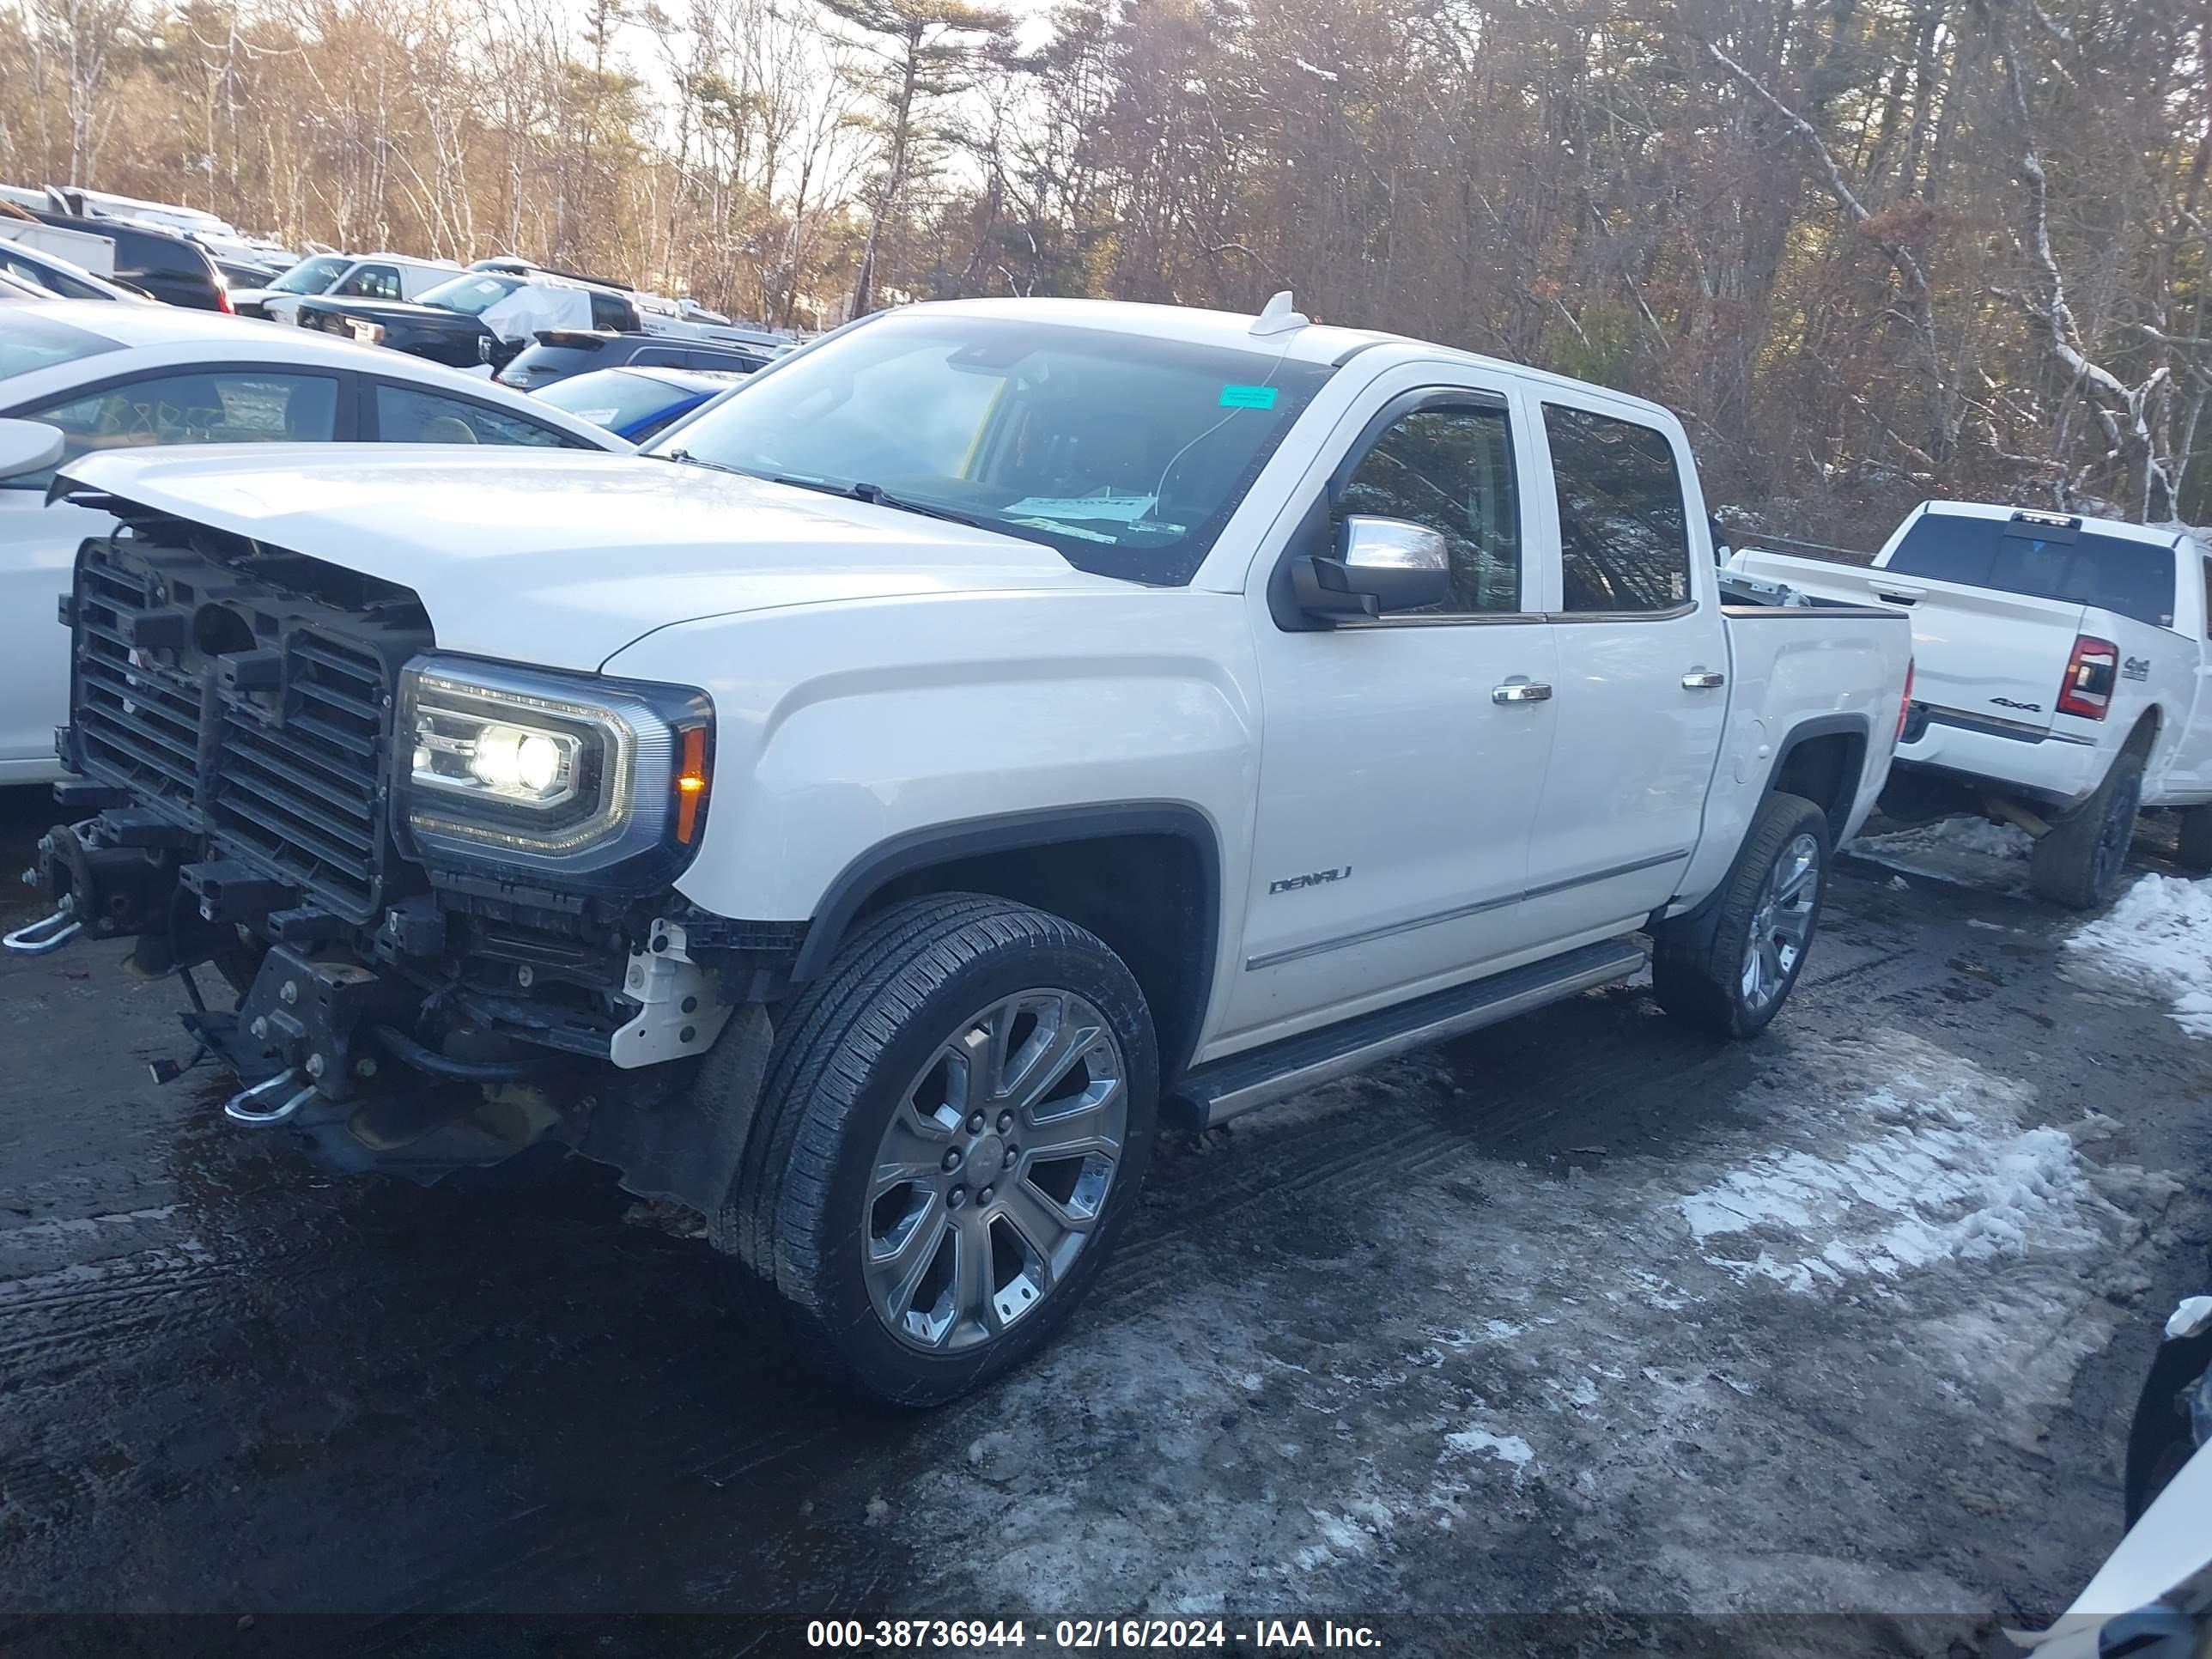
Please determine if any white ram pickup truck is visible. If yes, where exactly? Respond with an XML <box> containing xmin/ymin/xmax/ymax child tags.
<box><xmin>1734</xmin><ymin>502</ymin><xmax>2212</xmax><ymax>908</ymax></box>
<box><xmin>10</xmin><ymin>296</ymin><xmax>1912</xmax><ymax>1403</ymax></box>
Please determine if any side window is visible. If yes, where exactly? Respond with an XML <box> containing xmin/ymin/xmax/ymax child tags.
<box><xmin>1337</xmin><ymin>403</ymin><xmax>1522</xmax><ymax>615</ymax></box>
<box><xmin>1543</xmin><ymin>404</ymin><xmax>1692</xmax><ymax>614</ymax></box>
<box><xmin>373</xmin><ymin>383</ymin><xmax>588</xmax><ymax>448</ymax></box>
<box><xmin>22</xmin><ymin>370</ymin><xmax>340</xmax><ymax>469</ymax></box>
<box><xmin>587</xmin><ymin>293</ymin><xmax>632</xmax><ymax>331</ymax></box>
<box><xmin>629</xmin><ymin>348</ymin><xmax>684</xmax><ymax>368</ymax></box>
<box><xmin>334</xmin><ymin>264</ymin><xmax>402</xmax><ymax>300</ymax></box>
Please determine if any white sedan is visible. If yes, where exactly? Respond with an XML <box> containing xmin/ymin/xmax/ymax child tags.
<box><xmin>0</xmin><ymin>301</ymin><xmax>630</xmax><ymax>784</ymax></box>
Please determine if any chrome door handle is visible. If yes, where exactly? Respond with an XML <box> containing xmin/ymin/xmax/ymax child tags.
<box><xmin>1680</xmin><ymin>671</ymin><xmax>1726</xmax><ymax>690</ymax></box>
<box><xmin>1492</xmin><ymin>681</ymin><xmax>1553</xmax><ymax>704</ymax></box>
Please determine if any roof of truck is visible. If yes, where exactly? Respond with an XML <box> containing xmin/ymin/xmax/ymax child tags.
<box><xmin>1911</xmin><ymin>499</ymin><xmax>2188</xmax><ymax>550</ymax></box>
<box><xmin>918</xmin><ymin>296</ymin><xmax>1684</xmax><ymax>425</ymax></box>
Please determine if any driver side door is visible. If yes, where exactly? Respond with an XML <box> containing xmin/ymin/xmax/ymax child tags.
<box><xmin>1218</xmin><ymin>375</ymin><xmax>1562</xmax><ymax>1054</ymax></box>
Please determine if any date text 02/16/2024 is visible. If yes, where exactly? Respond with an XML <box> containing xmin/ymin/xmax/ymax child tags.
<box><xmin>805</xmin><ymin>1620</ymin><xmax>1383</xmax><ymax>1650</ymax></box>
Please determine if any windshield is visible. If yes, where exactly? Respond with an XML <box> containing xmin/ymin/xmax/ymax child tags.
<box><xmin>1887</xmin><ymin>512</ymin><xmax>2178</xmax><ymax>629</ymax></box>
<box><xmin>268</xmin><ymin>255</ymin><xmax>350</xmax><ymax>295</ymax></box>
<box><xmin>0</xmin><ymin>311</ymin><xmax>121</xmax><ymax>382</ymax></box>
<box><xmin>414</xmin><ymin>273</ymin><xmax>524</xmax><ymax>316</ymax></box>
<box><xmin>647</xmin><ymin>310</ymin><xmax>1334</xmax><ymax>584</ymax></box>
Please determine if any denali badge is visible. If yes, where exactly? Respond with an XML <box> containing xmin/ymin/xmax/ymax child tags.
<box><xmin>2122</xmin><ymin>656</ymin><xmax>2151</xmax><ymax>682</ymax></box>
<box><xmin>1270</xmin><ymin>866</ymin><xmax>1352</xmax><ymax>894</ymax></box>
<box><xmin>1990</xmin><ymin>697</ymin><xmax>2043</xmax><ymax>712</ymax></box>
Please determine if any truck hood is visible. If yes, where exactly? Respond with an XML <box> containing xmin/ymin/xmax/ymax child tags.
<box><xmin>58</xmin><ymin>446</ymin><xmax>1118</xmax><ymax>670</ymax></box>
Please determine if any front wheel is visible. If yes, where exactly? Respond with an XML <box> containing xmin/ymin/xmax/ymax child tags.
<box><xmin>719</xmin><ymin>894</ymin><xmax>1158</xmax><ymax>1406</ymax></box>
<box><xmin>1651</xmin><ymin>792</ymin><xmax>1831</xmax><ymax>1040</ymax></box>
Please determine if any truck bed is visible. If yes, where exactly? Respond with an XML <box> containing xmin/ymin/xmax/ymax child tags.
<box><xmin>1731</xmin><ymin>546</ymin><xmax>2094</xmax><ymax>740</ymax></box>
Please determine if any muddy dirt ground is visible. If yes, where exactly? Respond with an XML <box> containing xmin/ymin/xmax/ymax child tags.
<box><xmin>1</xmin><ymin>786</ymin><xmax>2207</xmax><ymax>1659</ymax></box>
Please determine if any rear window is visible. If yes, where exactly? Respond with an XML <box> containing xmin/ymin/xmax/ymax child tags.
<box><xmin>535</xmin><ymin>368</ymin><xmax>692</xmax><ymax>431</ymax></box>
<box><xmin>0</xmin><ymin>312</ymin><xmax>121</xmax><ymax>382</ymax></box>
<box><xmin>116</xmin><ymin>228</ymin><xmax>210</xmax><ymax>282</ymax></box>
<box><xmin>1886</xmin><ymin>513</ymin><xmax>2178</xmax><ymax>629</ymax></box>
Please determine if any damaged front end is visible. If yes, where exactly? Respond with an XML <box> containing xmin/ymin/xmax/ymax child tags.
<box><xmin>9</xmin><ymin>493</ymin><xmax>795</xmax><ymax>1188</ymax></box>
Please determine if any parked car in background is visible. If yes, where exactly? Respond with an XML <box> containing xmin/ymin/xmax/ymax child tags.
<box><xmin>1734</xmin><ymin>504</ymin><xmax>2212</xmax><ymax>908</ymax></box>
<box><xmin>0</xmin><ymin>239</ymin><xmax>151</xmax><ymax>303</ymax></box>
<box><xmin>297</xmin><ymin>269</ymin><xmax>641</xmax><ymax>369</ymax></box>
<box><xmin>215</xmin><ymin>258</ymin><xmax>283</xmax><ymax>292</ymax></box>
<box><xmin>530</xmin><ymin>364</ymin><xmax>744</xmax><ymax>441</ymax></box>
<box><xmin>2011</xmin><ymin>1293</ymin><xmax>2212</xmax><ymax>1659</ymax></box>
<box><xmin>495</xmin><ymin>329</ymin><xmax>773</xmax><ymax>390</ymax></box>
<box><xmin>234</xmin><ymin>252</ymin><xmax>461</xmax><ymax>325</ymax></box>
<box><xmin>13</xmin><ymin>295</ymin><xmax>1911</xmax><ymax>1405</ymax></box>
<box><xmin>0</xmin><ymin>301</ymin><xmax>629</xmax><ymax>784</ymax></box>
<box><xmin>26</xmin><ymin>210</ymin><xmax>230</xmax><ymax>311</ymax></box>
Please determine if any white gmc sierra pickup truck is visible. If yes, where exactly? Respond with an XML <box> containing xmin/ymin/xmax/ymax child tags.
<box><xmin>9</xmin><ymin>295</ymin><xmax>1912</xmax><ymax>1402</ymax></box>
<box><xmin>1735</xmin><ymin>502</ymin><xmax>2212</xmax><ymax>908</ymax></box>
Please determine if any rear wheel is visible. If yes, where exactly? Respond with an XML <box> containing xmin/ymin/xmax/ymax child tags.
<box><xmin>2030</xmin><ymin>753</ymin><xmax>2142</xmax><ymax>909</ymax></box>
<box><xmin>1651</xmin><ymin>792</ymin><xmax>1830</xmax><ymax>1040</ymax></box>
<box><xmin>718</xmin><ymin>894</ymin><xmax>1158</xmax><ymax>1406</ymax></box>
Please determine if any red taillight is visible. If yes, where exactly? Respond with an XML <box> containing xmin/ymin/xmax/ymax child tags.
<box><xmin>216</xmin><ymin>286</ymin><xmax>234</xmax><ymax>314</ymax></box>
<box><xmin>1897</xmin><ymin>659</ymin><xmax>1915</xmax><ymax>741</ymax></box>
<box><xmin>2057</xmin><ymin>635</ymin><xmax>2118</xmax><ymax>720</ymax></box>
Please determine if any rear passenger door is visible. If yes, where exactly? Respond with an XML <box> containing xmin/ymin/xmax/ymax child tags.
<box><xmin>1517</xmin><ymin>398</ymin><xmax>1729</xmax><ymax>938</ymax></box>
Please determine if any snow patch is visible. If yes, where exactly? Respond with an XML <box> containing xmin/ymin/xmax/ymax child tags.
<box><xmin>1443</xmin><ymin>1427</ymin><xmax>1534</xmax><ymax>1468</ymax></box>
<box><xmin>1291</xmin><ymin>56</ymin><xmax>1340</xmax><ymax>82</ymax></box>
<box><xmin>1850</xmin><ymin>816</ymin><xmax>2033</xmax><ymax>892</ymax></box>
<box><xmin>1678</xmin><ymin>1052</ymin><xmax>2121</xmax><ymax>1291</ymax></box>
<box><xmin>2066</xmin><ymin>873</ymin><xmax>2212</xmax><ymax>1039</ymax></box>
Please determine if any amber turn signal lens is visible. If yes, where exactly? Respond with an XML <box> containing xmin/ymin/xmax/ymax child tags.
<box><xmin>675</xmin><ymin>726</ymin><xmax>709</xmax><ymax>843</ymax></box>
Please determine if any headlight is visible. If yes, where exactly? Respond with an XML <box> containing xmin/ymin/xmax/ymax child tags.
<box><xmin>397</xmin><ymin>657</ymin><xmax>712</xmax><ymax>890</ymax></box>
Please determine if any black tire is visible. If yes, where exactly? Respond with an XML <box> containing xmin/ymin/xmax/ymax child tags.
<box><xmin>2176</xmin><ymin>805</ymin><xmax>2212</xmax><ymax>874</ymax></box>
<box><xmin>1651</xmin><ymin>792</ymin><xmax>1832</xmax><ymax>1040</ymax></box>
<box><xmin>2030</xmin><ymin>752</ymin><xmax>2142</xmax><ymax>909</ymax></box>
<box><xmin>718</xmin><ymin>893</ymin><xmax>1158</xmax><ymax>1407</ymax></box>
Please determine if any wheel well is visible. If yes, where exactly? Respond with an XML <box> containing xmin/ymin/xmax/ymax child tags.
<box><xmin>2123</xmin><ymin>708</ymin><xmax>2161</xmax><ymax>758</ymax></box>
<box><xmin>811</xmin><ymin>829</ymin><xmax>1217</xmax><ymax>1084</ymax></box>
<box><xmin>1771</xmin><ymin>729</ymin><xmax>1865</xmax><ymax>840</ymax></box>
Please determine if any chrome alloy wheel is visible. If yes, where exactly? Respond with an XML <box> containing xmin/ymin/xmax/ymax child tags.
<box><xmin>1741</xmin><ymin>831</ymin><xmax>1821</xmax><ymax>1012</ymax></box>
<box><xmin>863</xmin><ymin>989</ymin><xmax>1127</xmax><ymax>1353</ymax></box>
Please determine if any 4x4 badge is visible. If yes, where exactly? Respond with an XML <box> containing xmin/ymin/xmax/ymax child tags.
<box><xmin>1991</xmin><ymin>697</ymin><xmax>2043</xmax><ymax>711</ymax></box>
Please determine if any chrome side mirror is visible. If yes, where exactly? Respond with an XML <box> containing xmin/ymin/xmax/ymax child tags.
<box><xmin>1293</xmin><ymin>515</ymin><xmax>1451</xmax><ymax>620</ymax></box>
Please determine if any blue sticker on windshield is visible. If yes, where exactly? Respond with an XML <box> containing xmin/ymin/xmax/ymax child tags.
<box><xmin>1219</xmin><ymin>384</ymin><xmax>1279</xmax><ymax>410</ymax></box>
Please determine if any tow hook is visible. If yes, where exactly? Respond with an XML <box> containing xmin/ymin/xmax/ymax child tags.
<box><xmin>3</xmin><ymin>894</ymin><xmax>82</xmax><ymax>956</ymax></box>
<box><xmin>5</xmin><ymin>815</ymin><xmax>185</xmax><ymax>957</ymax></box>
<box><xmin>222</xmin><ymin>1067</ymin><xmax>318</xmax><ymax>1127</ymax></box>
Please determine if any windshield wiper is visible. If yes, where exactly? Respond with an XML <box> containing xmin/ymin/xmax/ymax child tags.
<box><xmin>659</xmin><ymin>448</ymin><xmax>747</xmax><ymax>476</ymax></box>
<box><xmin>771</xmin><ymin>475</ymin><xmax>988</xmax><ymax>530</ymax></box>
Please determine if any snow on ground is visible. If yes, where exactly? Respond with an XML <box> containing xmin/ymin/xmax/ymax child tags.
<box><xmin>1850</xmin><ymin>815</ymin><xmax>2034</xmax><ymax>892</ymax></box>
<box><xmin>1677</xmin><ymin>1054</ymin><xmax>2122</xmax><ymax>1291</ymax></box>
<box><xmin>2065</xmin><ymin>872</ymin><xmax>2212</xmax><ymax>1038</ymax></box>
<box><xmin>896</xmin><ymin>1030</ymin><xmax>2184</xmax><ymax>1624</ymax></box>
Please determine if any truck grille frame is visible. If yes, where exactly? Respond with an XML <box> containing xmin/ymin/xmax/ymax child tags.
<box><xmin>65</xmin><ymin>521</ymin><xmax>434</xmax><ymax>926</ymax></box>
